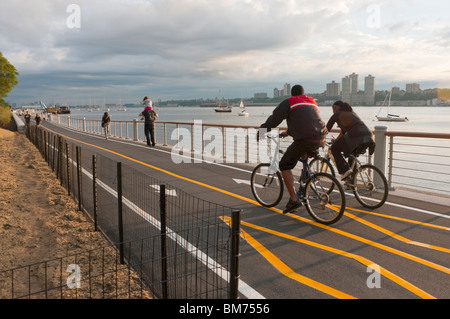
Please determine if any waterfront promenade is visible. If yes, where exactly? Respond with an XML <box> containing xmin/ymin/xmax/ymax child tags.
<box><xmin>18</xmin><ymin>117</ymin><xmax>450</xmax><ymax>298</ymax></box>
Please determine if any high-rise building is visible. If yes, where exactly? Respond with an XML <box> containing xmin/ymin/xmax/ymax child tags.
<box><xmin>326</xmin><ymin>81</ymin><xmax>341</xmax><ymax>97</ymax></box>
<box><xmin>283</xmin><ymin>83</ymin><xmax>291</xmax><ymax>96</ymax></box>
<box><xmin>273</xmin><ymin>88</ymin><xmax>281</xmax><ymax>98</ymax></box>
<box><xmin>406</xmin><ymin>83</ymin><xmax>420</xmax><ymax>93</ymax></box>
<box><xmin>349</xmin><ymin>72</ymin><xmax>359</xmax><ymax>94</ymax></box>
<box><xmin>364</xmin><ymin>74</ymin><xmax>375</xmax><ymax>105</ymax></box>
<box><xmin>341</xmin><ymin>76</ymin><xmax>351</xmax><ymax>102</ymax></box>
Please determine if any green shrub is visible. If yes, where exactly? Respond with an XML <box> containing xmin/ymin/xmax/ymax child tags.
<box><xmin>0</xmin><ymin>106</ymin><xmax>11</xmax><ymax>126</ymax></box>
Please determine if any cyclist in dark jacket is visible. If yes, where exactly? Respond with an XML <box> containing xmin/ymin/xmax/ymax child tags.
<box><xmin>258</xmin><ymin>85</ymin><xmax>328</xmax><ymax>214</ymax></box>
<box><xmin>326</xmin><ymin>101</ymin><xmax>375</xmax><ymax>180</ymax></box>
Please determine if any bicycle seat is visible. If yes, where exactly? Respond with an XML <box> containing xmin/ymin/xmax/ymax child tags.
<box><xmin>308</xmin><ymin>149</ymin><xmax>320</xmax><ymax>158</ymax></box>
<box><xmin>351</xmin><ymin>141</ymin><xmax>375</xmax><ymax>156</ymax></box>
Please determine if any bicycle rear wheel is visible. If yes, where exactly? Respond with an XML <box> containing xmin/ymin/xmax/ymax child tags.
<box><xmin>251</xmin><ymin>163</ymin><xmax>284</xmax><ymax>207</ymax></box>
<box><xmin>309</xmin><ymin>157</ymin><xmax>336</xmax><ymax>177</ymax></box>
<box><xmin>304</xmin><ymin>172</ymin><xmax>346</xmax><ymax>225</ymax></box>
<box><xmin>352</xmin><ymin>164</ymin><xmax>388</xmax><ymax>209</ymax></box>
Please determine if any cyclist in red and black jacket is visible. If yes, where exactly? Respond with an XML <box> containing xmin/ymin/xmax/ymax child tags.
<box><xmin>258</xmin><ymin>85</ymin><xmax>328</xmax><ymax>214</ymax></box>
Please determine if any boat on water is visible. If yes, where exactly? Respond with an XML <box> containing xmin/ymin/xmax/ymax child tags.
<box><xmin>376</xmin><ymin>88</ymin><xmax>408</xmax><ymax>122</ymax></box>
<box><xmin>215</xmin><ymin>105</ymin><xmax>232</xmax><ymax>113</ymax></box>
<box><xmin>58</xmin><ymin>106</ymin><xmax>71</xmax><ymax>114</ymax></box>
<box><xmin>237</xmin><ymin>99</ymin><xmax>248</xmax><ymax>117</ymax></box>
<box><xmin>200</xmin><ymin>101</ymin><xmax>232</xmax><ymax>112</ymax></box>
<box><xmin>214</xmin><ymin>99</ymin><xmax>232</xmax><ymax>113</ymax></box>
<box><xmin>376</xmin><ymin>114</ymin><xmax>409</xmax><ymax>122</ymax></box>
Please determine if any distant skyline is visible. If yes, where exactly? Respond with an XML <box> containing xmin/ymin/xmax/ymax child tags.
<box><xmin>2</xmin><ymin>0</ymin><xmax>450</xmax><ymax>105</ymax></box>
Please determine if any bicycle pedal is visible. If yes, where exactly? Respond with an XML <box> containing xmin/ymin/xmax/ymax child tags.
<box><xmin>343</xmin><ymin>182</ymin><xmax>354</xmax><ymax>190</ymax></box>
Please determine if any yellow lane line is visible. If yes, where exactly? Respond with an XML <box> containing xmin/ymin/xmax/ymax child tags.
<box><xmin>44</xmin><ymin>126</ymin><xmax>450</xmax><ymax>276</ymax></box>
<box><xmin>220</xmin><ymin>217</ymin><xmax>357</xmax><ymax>299</ymax></box>
<box><xmin>343</xmin><ymin>210</ymin><xmax>450</xmax><ymax>253</ymax></box>
<box><xmin>287</xmin><ymin>213</ymin><xmax>450</xmax><ymax>275</ymax></box>
<box><xmin>344</xmin><ymin>206</ymin><xmax>450</xmax><ymax>232</ymax></box>
<box><xmin>221</xmin><ymin>216</ymin><xmax>435</xmax><ymax>299</ymax></box>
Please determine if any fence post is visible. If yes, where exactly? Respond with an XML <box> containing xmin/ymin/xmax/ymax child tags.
<box><xmin>56</xmin><ymin>136</ymin><xmax>60</xmax><ymax>178</ymax></box>
<box><xmin>117</xmin><ymin>162</ymin><xmax>124</xmax><ymax>264</ymax></box>
<box><xmin>229</xmin><ymin>209</ymin><xmax>241</xmax><ymax>299</ymax></box>
<box><xmin>66</xmin><ymin>142</ymin><xmax>70</xmax><ymax>196</ymax></box>
<box><xmin>92</xmin><ymin>155</ymin><xmax>98</xmax><ymax>231</ymax></box>
<box><xmin>51</xmin><ymin>135</ymin><xmax>55</xmax><ymax>171</ymax></box>
<box><xmin>374</xmin><ymin>126</ymin><xmax>387</xmax><ymax>187</ymax></box>
<box><xmin>59</xmin><ymin>137</ymin><xmax>63</xmax><ymax>185</ymax></box>
<box><xmin>76</xmin><ymin>146</ymin><xmax>82</xmax><ymax>211</ymax></box>
<box><xmin>160</xmin><ymin>184</ymin><xmax>168</xmax><ymax>299</ymax></box>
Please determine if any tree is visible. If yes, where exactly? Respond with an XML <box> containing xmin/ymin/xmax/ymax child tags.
<box><xmin>0</xmin><ymin>52</ymin><xmax>19</xmax><ymax>107</ymax></box>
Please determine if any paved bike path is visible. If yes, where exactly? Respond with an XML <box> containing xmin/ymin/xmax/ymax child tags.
<box><xmin>40</xmin><ymin>121</ymin><xmax>450</xmax><ymax>299</ymax></box>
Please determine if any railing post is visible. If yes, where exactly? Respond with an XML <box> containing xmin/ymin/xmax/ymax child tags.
<box><xmin>163</xmin><ymin>123</ymin><xmax>167</xmax><ymax>146</ymax></box>
<box><xmin>229</xmin><ymin>209</ymin><xmax>241</xmax><ymax>299</ymax></box>
<box><xmin>388</xmin><ymin>135</ymin><xmax>394</xmax><ymax>189</ymax></box>
<box><xmin>160</xmin><ymin>184</ymin><xmax>168</xmax><ymax>299</ymax></box>
<box><xmin>374</xmin><ymin>126</ymin><xmax>387</xmax><ymax>187</ymax></box>
<box><xmin>133</xmin><ymin>119</ymin><xmax>139</xmax><ymax>141</ymax></box>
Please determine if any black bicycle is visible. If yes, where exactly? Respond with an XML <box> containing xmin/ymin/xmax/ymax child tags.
<box><xmin>251</xmin><ymin>134</ymin><xmax>346</xmax><ymax>225</ymax></box>
<box><xmin>309</xmin><ymin>141</ymin><xmax>389</xmax><ymax>209</ymax></box>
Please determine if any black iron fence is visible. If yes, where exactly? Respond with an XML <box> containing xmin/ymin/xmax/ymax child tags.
<box><xmin>1</xmin><ymin>125</ymin><xmax>241</xmax><ymax>299</ymax></box>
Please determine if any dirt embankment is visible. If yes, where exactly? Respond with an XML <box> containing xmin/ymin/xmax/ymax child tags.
<box><xmin>0</xmin><ymin>120</ymin><xmax>151</xmax><ymax>298</ymax></box>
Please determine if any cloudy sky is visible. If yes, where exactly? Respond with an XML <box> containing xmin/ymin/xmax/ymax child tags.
<box><xmin>1</xmin><ymin>0</ymin><xmax>450</xmax><ymax>105</ymax></box>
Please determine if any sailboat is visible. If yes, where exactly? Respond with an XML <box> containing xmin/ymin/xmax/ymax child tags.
<box><xmin>238</xmin><ymin>99</ymin><xmax>248</xmax><ymax>117</ymax></box>
<box><xmin>214</xmin><ymin>98</ymin><xmax>232</xmax><ymax>112</ymax></box>
<box><xmin>376</xmin><ymin>88</ymin><xmax>408</xmax><ymax>122</ymax></box>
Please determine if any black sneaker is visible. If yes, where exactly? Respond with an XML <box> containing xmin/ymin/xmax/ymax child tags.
<box><xmin>282</xmin><ymin>198</ymin><xmax>302</xmax><ymax>214</ymax></box>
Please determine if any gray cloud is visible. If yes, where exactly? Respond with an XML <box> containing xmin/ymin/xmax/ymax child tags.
<box><xmin>2</xmin><ymin>0</ymin><xmax>450</xmax><ymax>104</ymax></box>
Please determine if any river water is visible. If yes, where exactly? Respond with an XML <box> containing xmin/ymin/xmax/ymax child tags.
<box><xmin>62</xmin><ymin>105</ymin><xmax>450</xmax><ymax>194</ymax></box>
<box><xmin>67</xmin><ymin>105</ymin><xmax>450</xmax><ymax>134</ymax></box>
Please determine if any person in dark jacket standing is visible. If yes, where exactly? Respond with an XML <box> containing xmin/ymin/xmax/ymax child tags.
<box><xmin>326</xmin><ymin>101</ymin><xmax>375</xmax><ymax>180</ymax></box>
<box><xmin>139</xmin><ymin>105</ymin><xmax>158</xmax><ymax>147</ymax></box>
<box><xmin>258</xmin><ymin>85</ymin><xmax>328</xmax><ymax>214</ymax></box>
<box><xmin>34</xmin><ymin>113</ymin><xmax>41</xmax><ymax>126</ymax></box>
<box><xmin>101</xmin><ymin>112</ymin><xmax>111</xmax><ymax>140</ymax></box>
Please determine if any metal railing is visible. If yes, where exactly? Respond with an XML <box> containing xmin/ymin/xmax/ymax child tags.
<box><xmin>385</xmin><ymin>130</ymin><xmax>450</xmax><ymax>195</ymax></box>
<box><xmin>50</xmin><ymin>114</ymin><xmax>450</xmax><ymax>196</ymax></box>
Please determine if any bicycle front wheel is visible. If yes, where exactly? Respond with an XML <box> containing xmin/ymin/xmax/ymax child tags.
<box><xmin>352</xmin><ymin>164</ymin><xmax>388</xmax><ymax>209</ymax></box>
<box><xmin>304</xmin><ymin>172</ymin><xmax>346</xmax><ymax>225</ymax></box>
<box><xmin>250</xmin><ymin>163</ymin><xmax>284</xmax><ymax>207</ymax></box>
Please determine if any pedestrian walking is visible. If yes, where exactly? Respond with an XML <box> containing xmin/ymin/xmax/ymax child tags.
<box><xmin>101</xmin><ymin>112</ymin><xmax>111</xmax><ymax>139</ymax></box>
